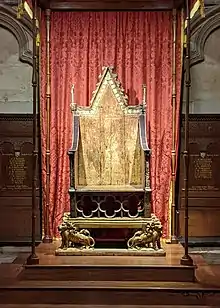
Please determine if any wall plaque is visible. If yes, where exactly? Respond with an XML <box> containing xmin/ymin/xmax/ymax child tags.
<box><xmin>189</xmin><ymin>151</ymin><xmax>220</xmax><ymax>191</ymax></box>
<box><xmin>194</xmin><ymin>155</ymin><xmax>212</xmax><ymax>180</ymax></box>
<box><xmin>181</xmin><ymin>117</ymin><xmax>220</xmax><ymax>192</ymax></box>
<box><xmin>179</xmin><ymin>115</ymin><xmax>220</xmax><ymax>237</ymax></box>
<box><xmin>189</xmin><ymin>152</ymin><xmax>219</xmax><ymax>191</ymax></box>
<box><xmin>0</xmin><ymin>142</ymin><xmax>33</xmax><ymax>190</ymax></box>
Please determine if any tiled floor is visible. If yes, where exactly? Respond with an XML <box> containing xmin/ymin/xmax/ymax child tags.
<box><xmin>0</xmin><ymin>254</ymin><xmax>17</xmax><ymax>264</ymax></box>
<box><xmin>190</xmin><ymin>246</ymin><xmax>220</xmax><ymax>254</ymax></box>
<box><xmin>189</xmin><ymin>247</ymin><xmax>220</xmax><ymax>265</ymax></box>
<box><xmin>0</xmin><ymin>246</ymin><xmax>30</xmax><ymax>264</ymax></box>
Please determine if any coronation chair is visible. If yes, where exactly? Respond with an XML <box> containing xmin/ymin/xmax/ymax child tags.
<box><xmin>57</xmin><ymin>67</ymin><xmax>164</xmax><ymax>255</ymax></box>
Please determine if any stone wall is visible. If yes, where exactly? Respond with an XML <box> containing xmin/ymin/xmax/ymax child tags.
<box><xmin>0</xmin><ymin>4</ymin><xmax>220</xmax><ymax>115</ymax></box>
<box><xmin>183</xmin><ymin>3</ymin><xmax>220</xmax><ymax>114</ymax></box>
<box><xmin>190</xmin><ymin>28</ymin><xmax>220</xmax><ymax>113</ymax></box>
<box><xmin>0</xmin><ymin>5</ymin><xmax>33</xmax><ymax>114</ymax></box>
<box><xmin>0</xmin><ymin>27</ymin><xmax>32</xmax><ymax>113</ymax></box>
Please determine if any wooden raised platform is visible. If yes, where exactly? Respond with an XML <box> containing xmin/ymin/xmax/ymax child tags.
<box><xmin>1</xmin><ymin>242</ymin><xmax>220</xmax><ymax>306</ymax></box>
<box><xmin>19</xmin><ymin>241</ymin><xmax>194</xmax><ymax>282</ymax></box>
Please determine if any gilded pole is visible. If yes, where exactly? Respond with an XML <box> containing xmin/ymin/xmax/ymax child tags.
<box><xmin>170</xmin><ymin>8</ymin><xmax>178</xmax><ymax>244</ymax></box>
<box><xmin>43</xmin><ymin>8</ymin><xmax>53</xmax><ymax>243</ymax></box>
<box><xmin>27</xmin><ymin>0</ymin><xmax>39</xmax><ymax>265</ymax></box>
<box><xmin>180</xmin><ymin>0</ymin><xmax>194</xmax><ymax>266</ymax></box>
<box><xmin>36</xmin><ymin>8</ymin><xmax>43</xmax><ymax>243</ymax></box>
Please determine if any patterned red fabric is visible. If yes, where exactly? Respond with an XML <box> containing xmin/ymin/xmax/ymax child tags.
<box><xmin>40</xmin><ymin>11</ymin><xmax>180</xmax><ymax>238</ymax></box>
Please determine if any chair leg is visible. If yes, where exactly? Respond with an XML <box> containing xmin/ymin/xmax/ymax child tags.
<box><xmin>144</xmin><ymin>192</ymin><xmax>151</xmax><ymax>218</ymax></box>
<box><xmin>70</xmin><ymin>194</ymin><xmax>77</xmax><ymax>217</ymax></box>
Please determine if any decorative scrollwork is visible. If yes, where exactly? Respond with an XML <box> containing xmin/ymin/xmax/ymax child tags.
<box><xmin>127</xmin><ymin>215</ymin><xmax>163</xmax><ymax>250</ymax></box>
<box><xmin>58</xmin><ymin>221</ymin><xmax>95</xmax><ymax>250</ymax></box>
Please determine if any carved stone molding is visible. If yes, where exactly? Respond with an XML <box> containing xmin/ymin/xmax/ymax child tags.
<box><xmin>191</xmin><ymin>4</ymin><xmax>220</xmax><ymax>66</ymax></box>
<box><xmin>0</xmin><ymin>4</ymin><xmax>32</xmax><ymax>66</ymax></box>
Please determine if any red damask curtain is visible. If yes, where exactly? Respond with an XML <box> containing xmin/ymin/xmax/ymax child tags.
<box><xmin>41</xmin><ymin>11</ymin><xmax>179</xmax><ymax>238</ymax></box>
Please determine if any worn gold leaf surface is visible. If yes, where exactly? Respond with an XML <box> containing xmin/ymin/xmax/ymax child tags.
<box><xmin>76</xmin><ymin>84</ymin><xmax>143</xmax><ymax>189</ymax></box>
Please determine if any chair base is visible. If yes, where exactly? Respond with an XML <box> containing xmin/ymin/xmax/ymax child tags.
<box><xmin>57</xmin><ymin>213</ymin><xmax>164</xmax><ymax>254</ymax></box>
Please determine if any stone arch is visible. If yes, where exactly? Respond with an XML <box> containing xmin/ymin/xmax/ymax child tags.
<box><xmin>0</xmin><ymin>5</ymin><xmax>32</xmax><ymax>66</ymax></box>
<box><xmin>191</xmin><ymin>5</ymin><xmax>220</xmax><ymax>67</ymax></box>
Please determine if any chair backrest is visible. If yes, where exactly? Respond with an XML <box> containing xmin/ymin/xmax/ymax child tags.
<box><xmin>74</xmin><ymin>67</ymin><xmax>145</xmax><ymax>190</ymax></box>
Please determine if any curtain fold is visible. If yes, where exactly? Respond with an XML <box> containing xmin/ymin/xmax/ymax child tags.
<box><xmin>40</xmin><ymin>11</ymin><xmax>177</xmax><ymax>238</ymax></box>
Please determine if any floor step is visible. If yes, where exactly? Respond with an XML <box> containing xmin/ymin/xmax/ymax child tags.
<box><xmin>0</xmin><ymin>281</ymin><xmax>220</xmax><ymax>306</ymax></box>
<box><xmin>19</xmin><ymin>264</ymin><xmax>195</xmax><ymax>282</ymax></box>
<box><xmin>0</xmin><ymin>305</ymin><xmax>215</xmax><ymax>308</ymax></box>
<box><xmin>0</xmin><ymin>304</ymin><xmax>213</xmax><ymax>308</ymax></box>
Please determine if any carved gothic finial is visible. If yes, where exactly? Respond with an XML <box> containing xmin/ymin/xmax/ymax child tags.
<box><xmin>70</xmin><ymin>104</ymin><xmax>77</xmax><ymax>112</ymax></box>
<box><xmin>70</xmin><ymin>84</ymin><xmax>77</xmax><ymax>112</ymax></box>
<box><xmin>141</xmin><ymin>84</ymin><xmax>147</xmax><ymax>114</ymax></box>
<box><xmin>109</xmin><ymin>65</ymin><xmax>114</xmax><ymax>72</ymax></box>
<box><xmin>71</xmin><ymin>84</ymin><xmax>74</xmax><ymax>104</ymax></box>
<box><xmin>142</xmin><ymin>84</ymin><xmax>147</xmax><ymax>103</ymax></box>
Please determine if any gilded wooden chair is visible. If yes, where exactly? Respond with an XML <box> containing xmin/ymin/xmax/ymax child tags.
<box><xmin>57</xmin><ymin>67</ymin><xmax>163</xmax><ymax>254</ymax></box>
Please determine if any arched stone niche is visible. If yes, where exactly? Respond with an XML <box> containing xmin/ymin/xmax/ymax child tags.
<box><xmin>183</xmin><ymin>5</ymin><xmax>220</xmax><ymax>114</ymax></box>
<box><xmin>0</xmin><ymin>5</ymin><xmax>33</xmax><ymax>113</ymax></box>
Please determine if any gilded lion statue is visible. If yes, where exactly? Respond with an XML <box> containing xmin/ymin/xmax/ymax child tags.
<box><xmin>58</xmin><ymin>222</ymin><xmax>95</xmax><ymax>250</ymax></box>
<box><xmin>127</xmin><ymin>221</ymin><xmax>162</xmax><ymax>250</ymax></box>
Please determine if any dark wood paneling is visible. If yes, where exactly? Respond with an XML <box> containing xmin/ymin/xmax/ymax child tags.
<box><xmin>178</xmin><ymin>115</ymin><xmax>220</xmax><ymax>237</ymax></box>
<box><xmin>179</xmin><ymin>208</ymin><xmax>220</xmax><ymax>237</ymax></box>
<box><xmin>0</xmin><ymin>114</ymin><xmax>41</xmax><ymax>243</ymax></box>
<box><xmin>2</xmin><ymin>0</ymin><xmax>185</xmax><ymax>10</ymax></box>
<box><xmin>38</xmin><ymin>0</ymin><xmax>184</xmax><ymax>10</ymax></box>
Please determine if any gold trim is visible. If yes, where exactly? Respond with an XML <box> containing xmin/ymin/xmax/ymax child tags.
<box><xmin>168</xmin><ymin>9</ymin><xmax>177</xmax><ymax>242</ymax></box>
<box><xmin>17</xmin><ymin>0</ymin><xmax>24</xmax><ymax>19</ymax></box>
<box><xmin>24</xmin><ymin>1</ymin><xmax>33</xmax><ymax>19</ymax></box>
<box><xmin>45</xmin><ymin>8</ymin><xmax>51</xmax><ymax>233</ymax></box>
<box><xmin>42</xmin><ymin>9</ymin><xmax>52</xmax><ymax>242</ymax></box>
<box><xmin>172</xmin><ymin>8</ymin><xmax>177</xmax><ymax>240</ymax></box>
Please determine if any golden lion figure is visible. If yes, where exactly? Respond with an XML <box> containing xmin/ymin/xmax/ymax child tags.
<box><xmin>58</xmin><ymin>222</ymin><xmax>95</xmax><ymax>250</ymax></box>
<box><xmin>127</xmin><ymin>222</ymin><xmax>162</xmax><ymax>250</ymax></box>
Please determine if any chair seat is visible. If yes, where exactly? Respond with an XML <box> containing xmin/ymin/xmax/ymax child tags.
<box><xmin>74</xmin><ymin>185</ymin><xmax>144</xmax><ymax>192</ymax></box>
